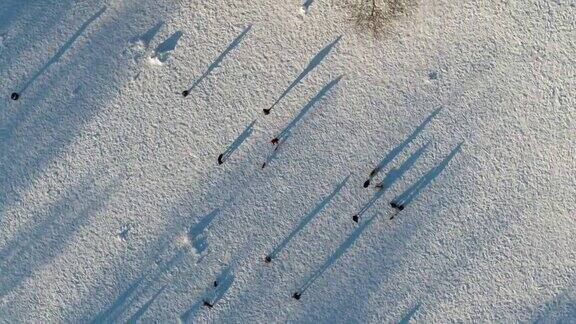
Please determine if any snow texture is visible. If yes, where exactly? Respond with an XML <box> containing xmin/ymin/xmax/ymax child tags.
<box><xmin>0</xmin><ymin>0</ymin><xmax>575</xmax><ymax>322</ymax></box>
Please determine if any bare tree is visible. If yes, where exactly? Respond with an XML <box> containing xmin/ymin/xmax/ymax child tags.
<box><xmin>347</xmin><ymin>0</ymin><xmax>416</xmax><ymax>38</ymax></box>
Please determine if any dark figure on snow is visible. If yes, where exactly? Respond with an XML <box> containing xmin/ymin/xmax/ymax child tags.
<box><xmin>11</xmin><ymin>92</ymin><xmax>20</xmax><ymax>100</ymax></box>
<box><xmin>390</xmin><ymin>202</ymin><xmax>404</xmax><ymax>210</ymax></box>
<box><xmin>203</xmin><ymin>300</ymin><xmax>214</xmax><ymax>308</ymax></box>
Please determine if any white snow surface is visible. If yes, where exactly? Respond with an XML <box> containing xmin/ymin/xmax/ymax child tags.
<box><xmin>0</xmin><ymin>0</ymin><xmax>575</xmax><ymax>322</ymax></box>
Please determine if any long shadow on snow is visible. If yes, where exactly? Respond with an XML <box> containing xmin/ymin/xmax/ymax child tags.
<box><xmin>391</xmin><ymin>142</ymin><xmax>462</xmax><ymax>210</ymax></box>
<box><xmin>74</xmin><ymin>81</ymin><xmax>291</xmax><ymax>318</ymax></box>
<box><xmin>125</xmin><ymin>285</ymin><xmax>167</xmax><ymax>324</ymax></box>
<box><xmin>364</xmin><ymin>107</ymin><xmax>441</xmax><ymax>188</ymax></box>
<box><xmin>293</xmin><ymin>212</ymin><xmax>380</xmax><ymax>299</ymax></box>
<box><xmin>179</xmin><ymin>299</ymin><xmax>204</xmax><ymax>324</ymax></box>
<box><xmin>0</xmin><ymin>174</ymin><xmax>118</xmax><ymax>297</ymax></box>
<box><xmin>353</xmin><ymin>142</ymin><xmax>429</xmax><ymax>222</ymax></box>
<box><xmin>0</xmin><ymin>3</ymin><xmax>152</xmax><ymax>215</ymax></box>
<box><xmin>291</xmin><ymin>206</ymin><xmax>423</xmax><ymax>323</ymax></box>
<box><xmin>530</xmin><ymin>285</ymin><xmax>576</xmax><ymax>324</ymax></box>
<box><xmin>265</xmin><ymin>174</ymin><xmax>350</xmax><ymax>262</ymax></box>
<box><xmin>0</xmin><ymin>1</ymin><xmax>82</xmax><ymax>73</ymax></box>
<box><xmin>152</xmin><ymin>30</ymin><xmax>183</xmax><ymax>63</ymax></box>
<box><xmin>183</xmin><ymin>197</ymin><xmax>236</xmax><ymax>261</ymax></box>
<box><xmin>203</xmin><ymin>266</ymin><xmax>235</xmax><ymax>307</ymax></box>
<box><xmin>90</xmin><ymin>248</ymin><xmax>187</xmax><ymax>323</ymax></box>
<box><xmin>1</xmin><ymin>6</ymin><xmax>107</xmax><ymax>146</ymax></box>
<box><xmin>293</xmin><ymin>204</ymin><xmax>419</xmax><ymax>323</ymax></box>
<box><xmin>313</xmin><ymin>146</ymin><xmax>463</xmax><ymax>322</ymax></box>
<box><xmin>188</xmin><ymin>208</ymin><xmax>221</xmax><ymax>256</ymax></box>
<box><xmin>130</xmin><ymin>20</ymin><xmax>164</xmax><ymax>47</ymax></box>
<box><xmin>183</xmin><ymin>25</ymin><xmax>252</xmax><ymax>96</ymax></box>
<box><xmin>84</xmin><ymin>155</ymin><xmax>259</xmax><ymax>321</ymax></box>
<box><xmin>263</xmin><ymin>35</ymin><xmax>341</xmax><ymax>115</ymax></box>
<box><xmin>291</xmin><ymin>141</ymin><xmax>457</xmax><ymax>319</ymax></box>
<box><xmin>399</xmin><ymin>302</ymin><xmax>422</xmax><ymax>324</ymax></box>
<box><xmin>263</xmin><ymin>76</ymin><xmax>342</xmax><ymax>168</ymax></box>
<box><xmin>218</xmin><ymin>119</ymin><xmax>256</xmax><ymax>164</ymax></box>
<box><xmin>292</xmin><ymin>48</ymin><xmax>496</xmax><ymax>323</ymax></box>
<box><xmin>10</xmin><ymin>7</ymin><xmax>106</xmax><ymax>99</ymax></box>
<box><xmin>180</xmin><ymin>266</ymin><xmax>235</xmax><ymax>323</ymax></box>
<box><xmin>0</xmin><ymin>1</ymin><xmax>246</xmax><ymax>321</ymax></box>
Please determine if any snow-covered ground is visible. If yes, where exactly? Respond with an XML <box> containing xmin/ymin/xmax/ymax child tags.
<box><xmin>0</xmin><ymin>0</ymin><xmax>574</xmax><ymax>322</ymax></box>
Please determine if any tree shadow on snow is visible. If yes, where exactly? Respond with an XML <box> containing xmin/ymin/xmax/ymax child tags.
<box><xmin>531</xmin><ymin>286</ymin><xmax>576</xmax><ymax>324</ymax></box>
<box><xmin>0</xmin><ymin>0</ymin><xmax>75</xmax><ymax>68</ymax></box>
<box><xmin>0</xmin><ymin>0</ymin><xmax>182</xmax><ymax>316</ymax></box>
<box><xmin>78</xmin><ymin>145</ymin><xmax>262</xmax><ymax>321</ymax></box>
<box><xmin>399</xmin><ymin>302</ymin><xmax>422</xmax><ymax>324</ymax></box>
<box><xmin>89</xmin><ymin>247</ymin><xmax>186</xmax><ymax>323</ymax></box>
<box><xmin>0</xmin><ymin>1</ymin><xmax>163</xmax><ymax>217</ymax></box>
<box><xmin>0</xmin><ymin>172</ymin><xmax>119</xmax><ymax>298</ymax></box>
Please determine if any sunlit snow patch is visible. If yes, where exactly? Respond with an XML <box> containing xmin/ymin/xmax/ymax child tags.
<box><xmin>147</xmin><ymin>56</ymin><xmax>165</xmax><ymax>66</ymax></box>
